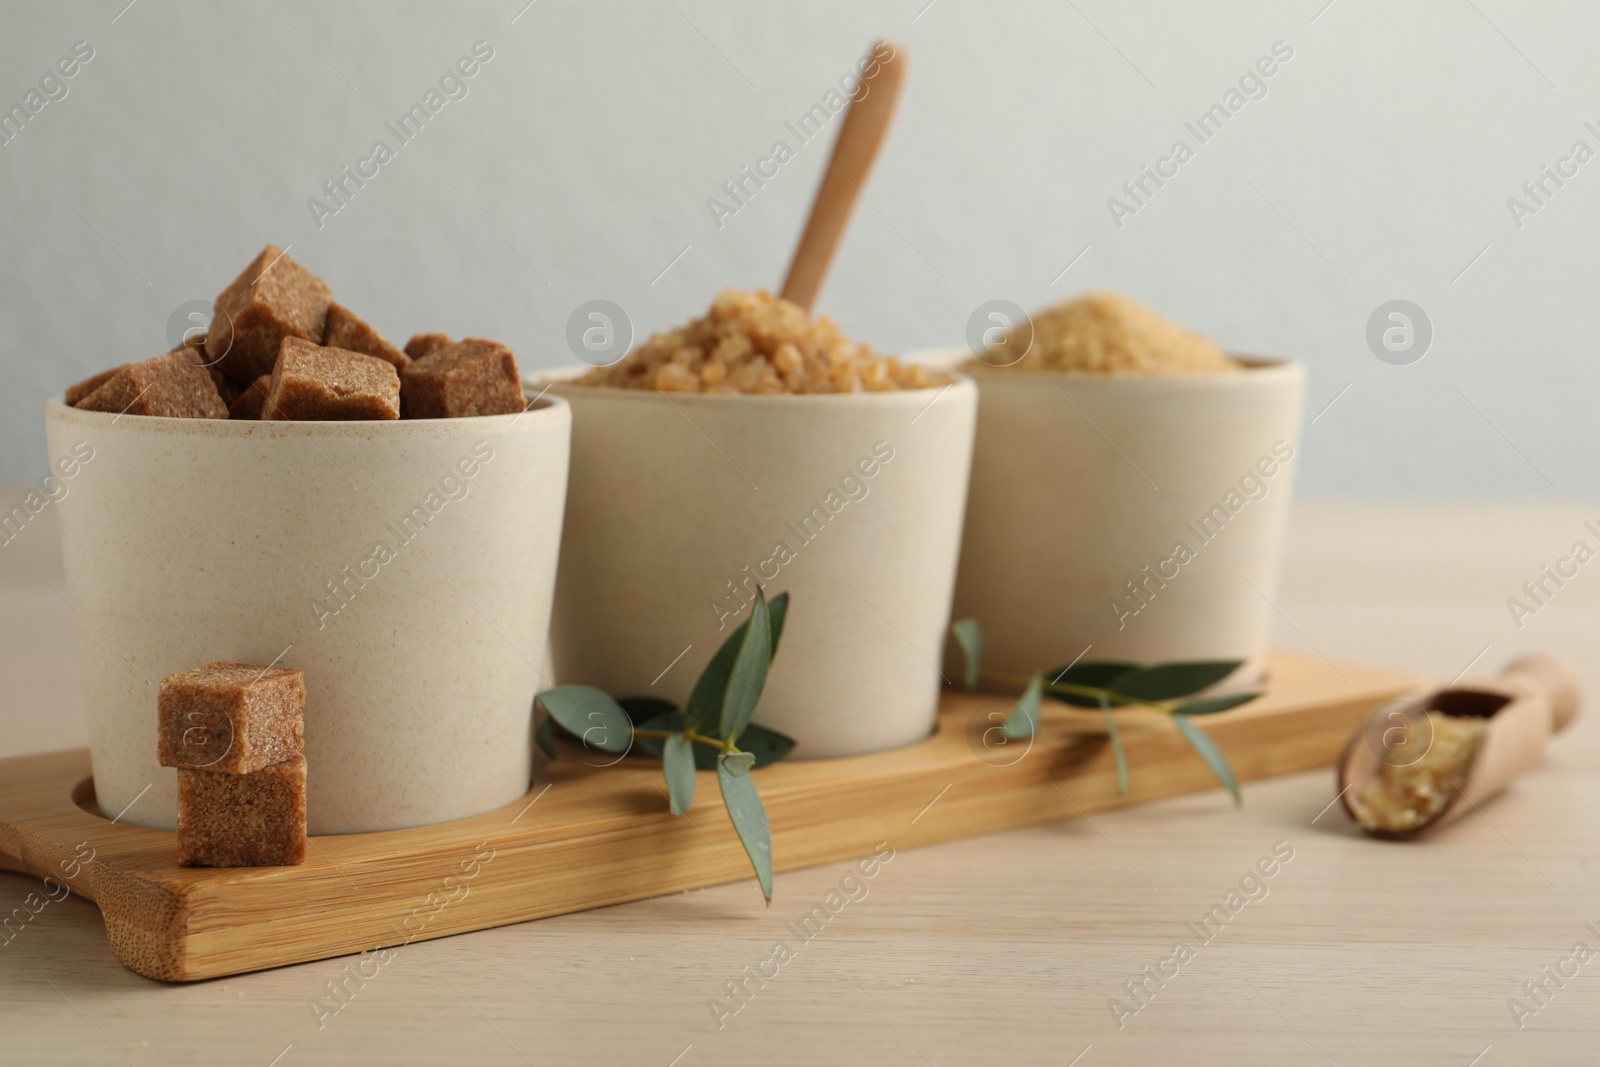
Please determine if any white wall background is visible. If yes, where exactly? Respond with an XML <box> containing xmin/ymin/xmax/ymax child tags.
<box><xmin>1</xmin><ymin>0</ymin><xmax>1595</xmax><ymax>496</ymax></box>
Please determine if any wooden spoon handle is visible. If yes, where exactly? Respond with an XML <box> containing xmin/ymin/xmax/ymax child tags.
<box><xmin>779</xmin><ymin>40</ymin><xmax>907</xmax><ymax>313</ymax></box>
<box><xmin>1501</xmin><ymin>654</ymin><xmax>1582</xmax><ymax>732</ymax></box>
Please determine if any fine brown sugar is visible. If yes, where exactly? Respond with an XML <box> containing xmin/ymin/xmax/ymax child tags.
<box><xmin>1353</xmin><ymin>712</ymin><xmax>1486</xmax><ymax>833</ymax></box>
<box><xmin>978</xmin><ymin>292</ymin><xmax>1239</xmax><ymax>375</ymax></box>
<box><xmin>76</xmin><ymin>350</ymin><xmax>228</xmax><ymax>419</ymax></box>
<box><xmin>578</xmin><ymin>288</ymin><xmax>949</xmax><ymax>394</ymax></box>
<box><xmin>229</xmin><ymin>375</ymin><xmax>272</xmax><ymax>420</ymax></box>
<box><xmin>157</xmin><ymin>662</ymin><xmax>305</xmax><ymax>774</ymax></box>
<box><xmin>177</xmin><ymin>755</ymin><xmax>307</xmax><ymax>867</ymax></box>
<box><xmin>323</xmin><ymin>301</ymin><xmax>408</xmax><ymax>371</ymax></box>
<box><xmin>404</xmin><ymin>332</ymin><xmax>454</xmax><ymax>362</ymax></box>
<box><xmin>401</xmin><ymin>338</ymin><xmax>524</xmax><ymax>417</ymax></box>
<box><xmin>263</xmin><ymin>338</ymin><xmax>402</xmax><ymax>421</ymax></box>
<box><xmin>206</xmin><ymin>244</ymin><xmax>332</xmax><ymax>385</ymax></box>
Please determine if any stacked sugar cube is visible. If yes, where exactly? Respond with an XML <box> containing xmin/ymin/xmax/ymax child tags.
<box><xmin>65</xmin><ymin>244</ymin><xmax>526</xmax><ymax>422</ymax></box>
<box><xmin>157</xmin><ymin>663</ymin><xmax>308</xmax><ymax>867</ymax></box>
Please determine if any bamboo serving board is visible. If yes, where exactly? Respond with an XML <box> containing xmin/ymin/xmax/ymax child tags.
<box><xmin>0</xmin><ymin>651</ymin><xmax>1417</xmax><ymax>982</ymax></box>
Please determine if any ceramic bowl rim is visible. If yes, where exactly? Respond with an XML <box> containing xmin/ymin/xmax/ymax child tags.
<box><xmin>908</xmin><ymin>345</ymin><xmax>1303</xmax><ymax>386</ymax></box>
<box><xmin>536</xmin><ymin>364</ymin><xmax>975</xmax><ymax>409</ymax></box>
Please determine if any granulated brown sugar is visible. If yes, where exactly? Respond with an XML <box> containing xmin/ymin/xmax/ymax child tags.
<box><xmin>980</xmin><ymin>292</ymin><xmax>1239</xmax><ymax>375</ymax></box>
<box><xmin>1352</xmin><ymin>712</ymin><xmax>1485</xmax><ymax>833</ymax></box>
<box><xmin>577</xmin><ymin>288</ymin><xmax>950</xmax><ymax>395</ymax></box>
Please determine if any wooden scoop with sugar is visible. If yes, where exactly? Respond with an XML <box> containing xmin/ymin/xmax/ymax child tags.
<box><xmin>1337</xmin><ymin>655</ymin><xmax>1580</xmax><ymax>838</ymax></box>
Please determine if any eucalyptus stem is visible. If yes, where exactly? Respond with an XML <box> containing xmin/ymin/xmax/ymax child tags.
<box><xmin>631</xmin><ymin>727</ymin><xmax>739</xmax><ymax>753</ymax></box>
<box><xmin>951</xmin><ymin>617</ymin><xmax>1249</xmax><ymax>805</ymax></box>
<box><xmin>539</xmin><ymin>589</ymin><xmax>792</xmax><ymax>902</ymax></box>
<box><xmin>1099</xmin><ymin>692</ymin><xmax>1129</xmax><ymax>796</ymax></box>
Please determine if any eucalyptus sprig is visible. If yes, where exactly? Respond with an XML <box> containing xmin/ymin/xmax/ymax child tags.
<box><xmin>535</xmin><ymin>589</ymin><xmax>794</xmax><ymax>901</ymax></box>
<box><xmin>950</xmin><ymin>618</ymin><xmax>1258</xmax><ymax>804</ymax></box>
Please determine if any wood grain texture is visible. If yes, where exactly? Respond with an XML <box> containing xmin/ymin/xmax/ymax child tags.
<box><xmin>6</xmin><ymin>499</ymin><xmax>1600</xmax><ymax>1066</ymax></box>
<box><xmin>0</xmin><ymin>652</ymin><xmax>1414</xmax><ymax>982</ymax></box>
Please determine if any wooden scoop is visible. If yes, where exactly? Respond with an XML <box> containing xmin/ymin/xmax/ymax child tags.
<box><xmin>778</xmin><ymin>40</ymin><xmax>907</xmax><ymax>313</ymax></box>
<box><xmin>1338</xmin><ymin>655</ymin><xmax>1581</xmax><ymax>839</ymax></box>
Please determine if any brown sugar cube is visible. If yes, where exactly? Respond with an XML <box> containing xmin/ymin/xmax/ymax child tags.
<box><xmin>404</xmin><ymin>333</ymin><xmax>453</xmax><ymax>361</ymax></box>
<box><xmin>77</xmin><ymin>351</ymin><xmax>228</xmax><ymax>419</ymax></box>
<box><xmin>209</xmin><ymin>369</ymin><xmax>241</xmax><ymax>406</ymax></box>
<box><xmin>205</xmin><ymin>244</ymin><xmax>331</xmax><ymax>385</ymax></box>
<box><xmin>401</xmin><ymin>338</ymin><xmax>524</xmax><ymax>418</ymax></box>
<box><xmin>65</xmin><ymin>365</ymin><xmax>128</xmax><ymax>406</ymax></box>
<box><xmin>400</xmin><ymin>331</ymin><xmax>457</xmax><ymax>419</ymax></box>
<box><xmin>177</xmin><ymin>756</ymin><xmax>307</xmax><ymax>867</ymax></box>
<box><xmin>171</xmin><ymin>333</ymin><xmax>208</xmax><ymax>364</ymax></box>
<box><xmin>171</xmin><ymin>334</ymin><xmax>243</xmax><ymax>405</ymax></box>
<box><xmin>262</xmin><ymin>338</ymin><xmax>401</xmax><ymax>421</ymax></box>
<box><xmin>157</xmin><ymin>662</ymin><xmax>305</xmax><ymax>773</ymax></box>
<box><xmin>323</xmin><ymin>301</ymin><xmax>408</xmax><ymax>371</ymax></box>
<box><xmin>229</xmin><ymin>374</ymin><xmax>272</xmax><ymax>420</ymax></box>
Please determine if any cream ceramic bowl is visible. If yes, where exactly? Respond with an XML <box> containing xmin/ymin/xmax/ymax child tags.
<box><xmin>546</xmin><ymin>376</ymin><xmax>977</xmax><ymax>758</ymax></box>
<box><xmin>943</xmin><ymin>354</ymin><xmax>1304</xmax><ymax>683</ymax></box>
<box><xmin>45</xmin><ymin>396</ymin><xmax>571</xmax><ymax>834</ymax></box>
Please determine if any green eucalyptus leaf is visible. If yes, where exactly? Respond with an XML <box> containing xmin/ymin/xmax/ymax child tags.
<box><xmin>538</xmin><ymin>686</ymin><xmax>632</xmax><ymax>754</ymax></box>
<box><xmin>728</xmin><ymin>723</ymin><xmax>796</xmax><ymax>768</ymax></box>
<box><xmin>1099</xmin><ymin>694</ymin><xmax>1129</xmax><ymax>797</ymax></box>
<box><xmin>685</xmin><ymin>593</ymin><xmax>785</xmax><ymax>734</ymax></box>
<box><xmin>534</xmin><ymin>715</ymin><xmax>558</xmax><ymax>760</ymax></box>
<box><xmin>663</xmin><ymin>732</ymin><xmax>696</xmax><ymax>815</ymax></box>
<box><xmin>685</xmin><ymin>643</ymin><xmax>739</xmax><ymax>734</ymax></box>
<box><xmin>722</xmin><ymin>750</ymin><xmax>756</xmax><ymax>776</ymax></box>
<box><xmin>1001</xmin><ymin>673</ymin><xmax>1043</xmax><ymax>740</ymax></box>
<box><xmin>618</xmin><ymin>696</ymin><xmax>677</xmax><ymax>726</ymax></box>
<box><xmin>1173</xmin><ymin>692</ymin><xmax>1260</xmax><ymax>716</ymax></box>
<box><xmin>719</xmin><ymin>592</ymin><xmax>772</xmax><ymax>743</ymax></box>
<box><xmin>767</xmin><ymin>592</ymin><xmax>790</xmax><ymax>657</ymax></box>
<box><xmin>1172</xmin><ymin>714</ymin><xmax>1240</xmax><ymax>806</ymax></box>
<box><xmin>1111</xmin><ymin>661</ymin><xmax>1243</xmax><ymax>702</ymax></box>
<box><xmin>951</xmin><ymin>618</ymin><xmax>983</xmax><ymax>690</ymax></box>
<box><xmin>718</xmin><ymin>756</ymin><xmax>773</xmax><ymax>901</ymax></box>
<box><xmin>1044</xmin><ymin>661</ymin><xmax>1139</xmax><ymax>707</ymax></box>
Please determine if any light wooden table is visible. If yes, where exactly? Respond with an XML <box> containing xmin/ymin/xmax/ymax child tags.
<box><xmin>3</xmin><ymin>495</ymin><xmax>1597</xmax><ymax>1066</ymax></box>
